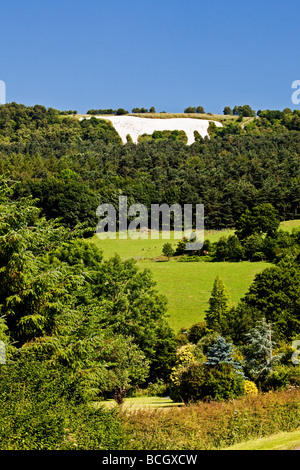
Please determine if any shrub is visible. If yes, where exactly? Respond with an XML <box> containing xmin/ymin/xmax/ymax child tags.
<box><xmin>200</xmin><ymin>363</ymin><xmax>245</xmax><ymax>402</ymax></box>
<box><xmin>175</xmin><ymin>362</ymin><xmax>245</xmax><ymax>403</ymax></box>
<box><xmin>174</xmin><ymin>362</ymin><xmax>206</xmax><ymax>403</ymax></box>
<box><xmin>147</xmin><ymin>379</ymin><xmax>169</xmax><ymax>397</ymax></box>
<box><xmin>188</xmin><ymin>322</ymin><xmax>208</xmax><ymax>344</ymax></box>
<box><xmin>244</xmin><ymin>380</ymin><xmax>258</xmax><ymax>395</ymax></box>
<box><xmin>263</xmin><ymin>364</ymin><xmax>300</xmax><ymax>391</ymax></box>
<box><xmin>0</xmin><ymin>359</ymin><xmax>127</xmax><ymax>449</ymax></box>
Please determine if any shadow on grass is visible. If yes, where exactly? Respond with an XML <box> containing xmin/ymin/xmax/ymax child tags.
<box><xmin>98</xmin><ymin>396</ymin><xmax>184</xmax><ymax>410</ymax></box>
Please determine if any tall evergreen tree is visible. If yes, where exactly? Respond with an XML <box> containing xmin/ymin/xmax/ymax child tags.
<box><xmin>204</xmin><ymin>276</ymin><xmax>230</xmax><ymax>334</ymax></box>
<box><xmin>243</xmin><ymin>318</ymin><xmax>279</xmax><ymax>383</ymax></box>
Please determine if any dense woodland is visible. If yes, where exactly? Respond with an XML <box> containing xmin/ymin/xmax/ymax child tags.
<box><xmin>0</xmin><ymin>102</ymin><xmax>299</xmax><ymax>449</ymax></box>
<box><xmin>0</xmin><ymin>102</ymin><xmax>299</xmax><ymax>230</ymax></box>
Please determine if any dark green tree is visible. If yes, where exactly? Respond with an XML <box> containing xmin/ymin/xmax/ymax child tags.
<box><xmin>162</xmin><ymin>242</ymin><xmax>174</xmax><ymax>260</ymax></box>
<box><xmin>235</xmin><ymin>203</ymin><xmax>280</xmax><ymax>240</ymax></box>
<box><xmin>241</xmin><ymin>260</ymin><xmax>300</xmax><ymax>340</ymax></box>
<box><xmin>204</xmin><ymin>276</ymin><xmax>231</xmax><ymax>334</ymax></box>
<box><xmin>233</xmin><ymin>105</ymin><xmax>256</xmax><ymax>117</ymax></box>
<box><xmin>223</xmin><ymin>106</ymin><xmax>232</xmax><ymax>115</ymax></box>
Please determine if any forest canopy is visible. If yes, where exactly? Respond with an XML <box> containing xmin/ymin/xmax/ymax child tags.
<box><xmin>0</xmin><ymin>102</ymin><xmax>299</xmax><ymax>230</ymax></box>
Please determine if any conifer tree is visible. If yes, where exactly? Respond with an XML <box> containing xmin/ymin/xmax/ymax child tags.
<box><xmin>204</xmin><ymin>276</ymin><xmax>230</xmax><ymax>334</ymax></box>
<box><xmin>206</xmin><ymin>335</ymin><xmax>244</xmax><ymax>376</ymax></box>
<box><xmin>243</xmin><ymin>317</ymin><xmax>280</xmax><ymax>382</ymax></box>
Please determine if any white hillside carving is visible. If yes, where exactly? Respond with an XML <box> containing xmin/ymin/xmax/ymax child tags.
<box><xmin>80</xmin><ymin>115</ymin><xmax>222</xmax><ymax>144</ymax></box>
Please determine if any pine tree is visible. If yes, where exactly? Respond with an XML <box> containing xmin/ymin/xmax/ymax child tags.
<box><xmin>204</xmin><ymin>276</ymin><xmax>230</xmax><ymax>334</ymax></box>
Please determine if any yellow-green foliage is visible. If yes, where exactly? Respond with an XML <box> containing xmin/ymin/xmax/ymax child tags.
<box><xmin>170</xmin><ymin>344</ymin><xmax>198</xmax><ymax>386</ymax></box>
<box><xmin>244</xmin><ymin>380</ymin><xmax>258</xmax><ymax>396</ymax></box>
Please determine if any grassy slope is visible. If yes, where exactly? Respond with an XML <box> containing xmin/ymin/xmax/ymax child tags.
<box><xmin>93</xmin><ymin>228</ymin><xmax>265</xmax><ymax>332</ymax></box>
<box><xmin>223</xmin><ymin>428</ymin><xmax>300</xmax><ymax>450</ymax></box>
<box><xmin>139</xmin><ymin>259</ymin><xmax>270</xmax><ymax>332</ymax></box>
<box><xmin>93</xmin><ymin>221</ymin><xmax>300</xmax><ymax>332</ymax></box>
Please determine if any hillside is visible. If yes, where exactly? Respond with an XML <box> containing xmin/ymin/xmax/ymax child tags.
<box><xmin>0</xmin><ymin>102</ymin><xmax>299</xmax><ymax>452</ymax></box>
<box><xmin>78</xmin><ymin>114</ymin><xmax>223</xmax><ymax>144</ymax></box>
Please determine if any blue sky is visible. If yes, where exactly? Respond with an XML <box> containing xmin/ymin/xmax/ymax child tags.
<box><xmin>0</xmin><ymin>0</ymin><xmax>299</xmax><ymax>114</ymax></box>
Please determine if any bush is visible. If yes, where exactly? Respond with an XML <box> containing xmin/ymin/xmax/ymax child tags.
<box><xmin>0</xmin><ymin>359</ymin><xmax>127</xmax><ymax>450</ymax></box>
<box><xmin>147</xmin><ymin>379</ymin><xmax>169</xmax><ymax>397</ymax></box>
<box><xmin>244</xmin><ymin>380</ymin><xmax>258</xmax><ymax>396</ymax></box>
<box><xmin>200</xmin><ymin>363</ymin><xmax>245</xmax><ymax>402</ymax></box>
<box><xmin>263</xmin><ymin>364</ymin><xmax>300</xmax><ymax>391</ymax></box>
<box><xmin>175</xmin><ymin>362</ymin><xmax>245</xmax><ymax>403</ymax></box>
<box><xmin>171</xmin><ymin>362</ymin><xmax>206</xmax><ymax>403</ymax></box>
<box><xmin>188</xmin><ymin>322</ymin><xmax>208</xmax><ymax>344</ymax></box>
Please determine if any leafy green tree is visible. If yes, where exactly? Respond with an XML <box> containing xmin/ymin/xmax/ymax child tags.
<box><xmin>20</xmin><ymin>178</ymin><xmax>100</xmax><ymax>229</ymax></box>
<box><xmin>235</xmin><ymin>203</ymin><xmax>280</xmax><ymax>240</ymax></box>
<box><xmin>226</xmin><ymin>235</ymin><xmax>244</xmax><ymax>260</ymax></box>
<box><xmin>223</xmin><ymin>106</ymin><xmax>232</xmax><ymax>115</ymax></box>
<box><xmin>115</xmin><ymin>108</ymin><xmax>129</xmax><ymax>115</ymax></box>
<box><xmin>187</xmin><ymin>322</ymin><xmax>208</xmax><ymax>344</ymax></box>
<box><xmin>91</xmin><ymin>254</ymin><xmax>176</xmax><ymax>380</ymax></box>
<box><xmin>242</xmin><ymin>233</ymin><xmax>265</xmax><ymax>260</ymax></box>
<box><xmin>222</xmin><ymin>302</ymin><xmax>261</xmax><ymax>345</ymax></box>
<box><xmin>233</xmin><ymin>105</ymin><xmax>256</xmax><ymax>117</ymax></box>
<box><xmin>215</xmin><ymin>235</ymin><xmax>244</xmax><ymax>261</ymax></box>
<box><xmin>0</xmin><ymin>176</ymin><xmax>176</xmax><ymax>399</ymax></box>
<box><xmin>241</xmin><ymin>260</ymin><xmax>300</xmax><ymax>340</ymax></box>
<box><xmin>196</xmin><ymin>106</ymin><xmax>205</xmax><ymax>114</ymax></box>
<box><xmin>162</xmin><ymin>242</ymin><xmax>174</xmax><ymax>260</ymax></box>
<box><xmin>184</xmin><ymin>106</ymin><xmax>195</xmax><ymax>113</ymax></box>
<box><xmin>175</xmin><ymin>236</ymin><xmax>188</xmax><ymax>255</ymax></box>
<box><xmin>215</xmin><ymin>236</ymin><xmax>229</xmax><ymax>261</ymax></box>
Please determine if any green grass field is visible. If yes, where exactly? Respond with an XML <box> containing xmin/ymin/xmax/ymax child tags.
<box><xmin>279</xmin><ymin>219</ymin><xmax>300</xmax><ymax>233</ymax></box>
<box><xmin>98</xmin><ymin>396</ymin><xmax>183</xmax><ymax>410</ymax></box>
<box><xmin>92</xmin><ymin>221</ymin><xmax>299</xmax><ymax>332</ymax></box>
<box><xmin>138</xmin><ymin>259</ymin><xmax>270</xmax><ymax>332</ymax></box>
<box><xmin>93</xmin><ymin>229</ymin><xmax>234</xmax><ymax>261</ymax></box>
<box><xmin>92</xmin><ymin>229</ymin><xmax>265</xmax><ymax>332</ymax></box>
<box><xmin>223</xmin><ymin>428</ymin><xmax>300</xmax><ymax>450</ymax></box>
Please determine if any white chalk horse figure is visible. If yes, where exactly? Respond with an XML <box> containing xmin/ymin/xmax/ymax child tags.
<box><xmin>80</xmin><ymin>114</ymin><xmax>223</xmax><ymax>145</ymax></box>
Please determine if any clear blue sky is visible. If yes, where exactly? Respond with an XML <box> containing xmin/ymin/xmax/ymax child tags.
<box><xmin>0</xmin><ymin>0</ymin><xmax>299</xmax><ymax>114</ymax></box>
